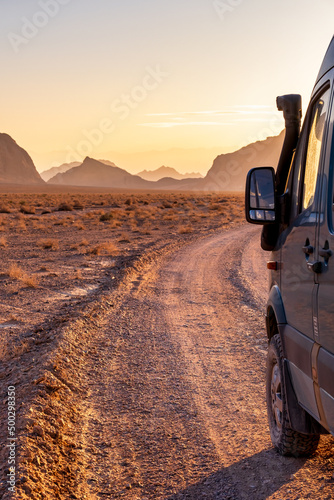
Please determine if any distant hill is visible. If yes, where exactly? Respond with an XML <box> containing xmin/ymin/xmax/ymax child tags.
<box><xmin>199</xmin><ymin>131</ymin><xmax>285</xmax><ymax>191</ymax></box>
<box><xmin>137</xmin><ymin>166</ymin><xmax>203</xmax><ymax>182</ymax></box>
<box><xmin>48</xmin><ymin>157</ymin><xmax>153</xmax><ymax>189</ymax></box>
<box><xmin>40</xmin><ymin>162</ymin><xmax>81</xmax><ymax>182</ymax></box>
<box><xmin>41</xmin><ymin>159</ymin><xmax>117</xmax><ymax>182</ymax></box>
<box><xmin>0</xmin><ymin>133</ymin><xmax>44</xmax><ymax>184</ymax></box>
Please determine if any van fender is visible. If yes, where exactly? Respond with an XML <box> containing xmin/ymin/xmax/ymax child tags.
<box><xmin>266</xmin><ymin>285</ymin><xmax>287</xmax><ymax>337</ymax></box>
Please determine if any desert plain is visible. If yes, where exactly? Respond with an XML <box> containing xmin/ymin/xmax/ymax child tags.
<box><xmin>1</xmin><ymin>188</ymin><xmax>334</xmax><ymax>500</ymax></box>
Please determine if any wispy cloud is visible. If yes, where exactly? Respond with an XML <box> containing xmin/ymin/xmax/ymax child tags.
<box><xmin>140</xmin><ymin>106</ymin><xmax>278</xmax><ymax>128</ymax></box>
<box><xmin>146</xmin><ymin>110</ymin><xmax>238</xmax><ymax>117</ymax></box>
<box><xmin>139</xmin><ymin>121</ymin><xmax>235</xmax><ymax>128</ymax></box>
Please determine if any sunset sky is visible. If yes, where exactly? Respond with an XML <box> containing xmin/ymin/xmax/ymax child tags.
<box><xmin>1</xmin><ymin>0</ymin><xmax>334</xmax><ymax>174</ymax></box>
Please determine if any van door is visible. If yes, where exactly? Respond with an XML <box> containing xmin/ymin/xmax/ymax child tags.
<box><xmin>316</xmin><ymin>79</ymin><xmax>334</xmax><ymax>433</ymax></box>
<box><xmin>280</xmin><ymin>85</ymin><xmax>331</xmax><ymax>420</ymax></box>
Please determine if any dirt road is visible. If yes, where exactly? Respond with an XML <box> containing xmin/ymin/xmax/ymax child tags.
<box><xmin>75</xmin><ymin>224</ymin><xmax>334</xmax><ymax>499</ymax></box>
<box><xmin>6</xmin><ymin>223</ymin><xmax>334</xmax><ymax>500</ymax></box>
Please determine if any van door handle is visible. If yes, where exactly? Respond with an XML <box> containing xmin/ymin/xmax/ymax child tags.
<box><xmin>319</xmin><ymin>248</ymin><xmax>332</xmax><ymax>259</ymax></box>
<box><xmin>302</xmin><ymin>244</ymin><xmax>314</xmax><ymax>255</ymax></box>
<box><xmin>307</xmin><ymin>261</ymin><xmax>322</xmax><ymax>273</ymax></box>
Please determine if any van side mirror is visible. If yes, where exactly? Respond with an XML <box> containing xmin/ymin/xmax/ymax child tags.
<box><xmin>245</xmin><ymin>167</ymin><xmax>276</xmax><ymax>224</ymax></box>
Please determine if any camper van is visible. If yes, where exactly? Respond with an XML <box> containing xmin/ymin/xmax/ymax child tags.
<box><xmin>245</xmin><ymin>37</ymin><xmax>334</xmax><ymax>456</ymax></box>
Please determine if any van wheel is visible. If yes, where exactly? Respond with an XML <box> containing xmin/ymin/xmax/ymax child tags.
<box><xmin>266</xmin><ymin>334</ymin><xmax>320</xmax><ymax>457</ymax></box>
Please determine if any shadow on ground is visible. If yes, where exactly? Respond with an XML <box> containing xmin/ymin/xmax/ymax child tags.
<box><xmin>166</xmin><ymin>448</ymin><xmax>306</xmax><ymax>500</ymax></box>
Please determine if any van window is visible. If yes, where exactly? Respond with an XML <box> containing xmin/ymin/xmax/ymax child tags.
<box><xmin>291</xmin><ymin>130</ymin><xmax>306</xmax><ymax>218</ymax></box>
<box><xmin>302</xmin><ymin>89</ymin><xmax>330</xmax><ymax>211</ymax></box>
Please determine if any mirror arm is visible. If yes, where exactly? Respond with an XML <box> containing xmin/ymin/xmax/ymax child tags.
<box><xmin>278</xmin><ymin>191</ymin><xmax>290</xmax><ymax>225</ymax></box>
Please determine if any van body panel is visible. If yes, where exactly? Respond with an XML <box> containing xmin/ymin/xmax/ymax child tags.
<box><xmin>281</xmin><ymin>324</ymin><xmax>314</xmax><ymax>379</ymax></box>
<box><xmin>266</xmin><ymin>283</ymin><xmax>286</xmax><ymax>326</ymax></box>
<box><xmin>287</xmin><ymin>361</ymin><xmax>320</xmax><ymax>420</ymax></box>
<box><xmin>280</xmin><ymin>221</ymin><xmax>317</xmax><ymax>339</ymax></box>
<box><xmin>318</xmin><ymin>347</ymin><xmax>334</xmax><ymax>397</ymax></box>
<box><xmin>320</xmin><ymin>389</ymin><xmax>334</xmax><ymax>434</ymax></box>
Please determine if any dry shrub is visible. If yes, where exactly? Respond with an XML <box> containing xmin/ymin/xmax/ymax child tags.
<box><xmin>73</xmin><ymin>222</ymin><xmax>85</xmax><ymax>230</ymax></box>
<box><xmin>163</xmin><ymin>213</ymin><xmax>178</xmax><ymax>221</ymax></box>
<box><xmin>22</xmin><ymin>274</ymin><xmax>39</xmax><ymax>288</ymax></box>
<box><xmin>39</xmin><ymin>238</ymin><xmax>59</xmax><ymax>250</ymax></box>
<box><xmin>90</xmin><ymin>241</ymin><xmax>118</xmax><ymax>256</ymax></box>
<box><xmin>0</xmin><ymin>236</ymin><xmax>7</xmax><ymax>247</ymax></box>
<box><xmin>8</xmin><ymin>263</ymin><xmax>38</xmax><ymax>288</ymax></box>
<box><xmin>209</xmin><ymin>203</ymin><xmax>223</xmax><ymax>211</ymax></box>
<box><xmin>1</xmin><ymin>333</ymin><xmax>29</xmax><ymax>360</ymax></box>
<box><xmin>73</xmin><ymin>200</ymin><xmax>84</xmax><ymax>210</ymax></box>
<box><xmin>161</xmin><ymin>201</ymin><xmax>173</xmax><ymax>209</ymax></box>
<box><xmin>20</xmin><ymin>205</ymin><xmax>36</xmax><ymax>215</ymax></box>
<box><xmin>82</xmin><ymin>211</ymin><xmax>95</xmax><ymax>219</ymax></box>
<box><xmin>0</xmin><ymin>331</ymin><xmax>10</xmax><ymax>360</ymax></box>
<box><xmin>0</xmin><ymin>205</ymin><xmax>11</xmax><ymax>213</ymax></box>
<box><xmin>106</xmin><ymin>219</ymin><xmax>120</xmax><ymax>229</ymax></box>
<box><xmin>54</xmin><ymin>218</ymin><xmax>70</xmax><ymax>226</ymax></box>
<box><xmin>71</xmin><ymin>238</ymin><xmax>89</xmax><ymax>252</ymax></box>
<box><xmin>14</xmin><ymin>215</ymin><xmax>27</xmax><ymax>231</ymax></box>
<box><xmin>32</xmin><ymin>221</ymin><xmax>47</xmax><ymax>230</ymax></box>
<box><xmin>100</xmin><ymin>241</ymin><xmax>118</xmax><ymax>255</ymax></box>
<box><xmin>58</xmin><ymin>202</ymin><xmax>73</xmax><ymax>212</ymax></box>
<box><xmin>134</xmin><ymin>207</ymin><xmax>148</xmax><ymax>218</ymax></box>
<box><xmin>125</xmin><ymin>205</ymin><xmax>136</xmax><ymax>212</ymax></box>
<box><xmin>9</xmin><ymin>263</ymin><xmax>24</xmax><ymax>279</ymax></box>
<box><xmin>100</xmin><ymin>211</ymin><xmax>113</xmax><ymax>222</ymax></box>
<box><xmin>178</xmin><ymin>224</ymin><xmax>193</xmax><ymax>234</ymax></box>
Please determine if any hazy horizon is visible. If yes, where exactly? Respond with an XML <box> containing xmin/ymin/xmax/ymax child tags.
<box><xmin>34</xmin><ymin>144</ymin><xmax>240</xmax><ymax>175</ymax></box>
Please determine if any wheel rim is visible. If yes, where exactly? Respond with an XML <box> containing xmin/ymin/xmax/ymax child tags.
<box><xmin>271</xmin><ymin>363</ymin><xmax>283</xmax><ymax>430</ymax></box>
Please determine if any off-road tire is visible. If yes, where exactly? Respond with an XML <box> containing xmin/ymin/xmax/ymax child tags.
<box><xmin>266</xmin><ymin>334</ymin><xmax>320</xmax><ymax>457</ymax></box>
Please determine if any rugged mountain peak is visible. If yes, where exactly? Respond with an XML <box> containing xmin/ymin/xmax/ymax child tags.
<box><xmin>0</xmin><ymin>133</ymin><xmax>44</xmax><ymax>184</ymax></box>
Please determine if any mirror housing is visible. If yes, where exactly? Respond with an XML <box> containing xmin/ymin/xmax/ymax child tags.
<box><xmin>245</xmin><ymin>167</ymin><xmax>276</xmax><ymax>224</ymax></box>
